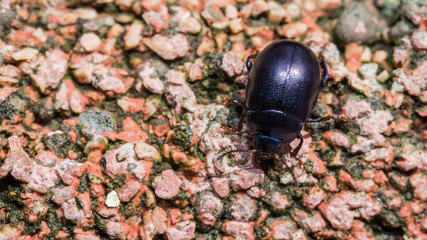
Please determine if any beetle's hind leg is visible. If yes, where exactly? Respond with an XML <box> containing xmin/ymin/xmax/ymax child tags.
<box><xmin>305</xmin><ymin>114</ymin><xmax>347</xmax><ymax>123</ymax></box>
<box><xmin>320</xmin><ymin>56</ymin><xmax>329</xmax><ymax>89</ymax></box>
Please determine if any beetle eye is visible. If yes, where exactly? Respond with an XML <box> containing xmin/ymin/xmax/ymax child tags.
<box><xmin>246</xmin><ymin>60</ymin><xmax>253</xmax><ymax>72</ymax></box>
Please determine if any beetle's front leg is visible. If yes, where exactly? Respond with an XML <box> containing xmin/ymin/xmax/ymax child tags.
<box><xmin>305</xmin><ymin>114</ymin><xmax>347</xmax><ymax>123</ymax></box>
<box><xmin>221</xmin><ymin>110</ymin><xmax>246</xmax><ymax>133</ymax></box>
<box><xmin>223</xmin><ymin>99</ymin><xmax>245</xmax><ymax>106</ymax></box>
<box><xmin>246</xmin><ymin>54</ymin><xmax>258</xmax><ymax>72</ymax></box>
<box><xmin>292</xmin><ymin>133</ymin><xmax>305</xmax><ymax>171</ymax></box>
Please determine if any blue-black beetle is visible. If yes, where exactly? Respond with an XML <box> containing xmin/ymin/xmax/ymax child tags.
<box><xmin>223</xmin><ymin>39</ymin><xmax>346</xmax><ymax>167</ymax></box>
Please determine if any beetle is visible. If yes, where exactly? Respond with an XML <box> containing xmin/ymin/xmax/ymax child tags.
<box><xmin>222</xmin><ymin>39</ymin><xmax>346</xmax><ymax>168</ymax></box>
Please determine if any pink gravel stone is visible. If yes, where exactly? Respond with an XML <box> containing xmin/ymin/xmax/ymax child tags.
<box><xmin>341</xmin><ymin>98</ymin><xmax>373</xmax><ymax>119</ymax></box>
<box><xmin>211</xmin><ymin>177</ymin><xmax>230</xmax><ymax>198</ymax></box>
<box><xmin>27</xmin><ymin>164</ymin><xmax>59</xmax><ymax>193</ymax></box>
<box><xmin>303</xmin><ymin>187</ymin><xmax>326</xmax><ymax>210</ymax></box>
<box><xmin>11</xmin><ymin>47</ymin><xmax>38</xmax><ymax>61</ymax></box>
<box><xmin>323</xmin><ymin>131</ymin><xmax>350</xmax><ymax>148</ymax></box>
<box><xmin>359</xmin><ymin>111</ymin><xmax>393</xmax><ymax>135</ymax></box>
<box><xmin>412</xmin><ymin>29</ymin><xmax>427</xmax><ymax>50</ymax></box>
<box><xmin>294</xmin><ymin>210</ymin><xmax>326</xmax><ymax>233</ymax></box>
<box><xmin>117</xmin><ymin>97</ymin><xmax>145</xmax><ymax>113</ymax></box>
<box><xmin>230</xmin><ymin>193</ymin><xmax>257</xmax><ymax>221</ymax></box>
<box><xmin>270</xmin><ymin>192</ymin><xmax>290</xmax><ymax>212</ymax></box>
<box><xmin>0</xmin><ymin>136</ymin><xmax>33</xmax><ymax>182</ymax></box>
<box><xmin>194</xmin><ymin>193</ymin><xmax>223</xmax><ymax>227</ymax></box>
<box><xmin>143</xmin><ymin>77</ymin><xmax>164</xmax><ymax>94</ymax></box>
<box><xmin>410</xmin><ymin>173</ymin><xmax>427</xmax><ymax>201</ymax></box>
<box><xmin>222</xmin><ymin>221</ymin><xmax>254</xmax><ymax>240</ymax></box>
<box><xmin>124</xmin><ymin>21</ymin><xmax>143</xmax><ymax>50</ymax></box>
<box><xmin>229</xmin><ymin>168</ymin><xmax>264</xmax><ymax>191</ymax></box>
<box><xmin>118</xmin><ymin>181</ymin><xmax>141</xmax><ymax>202</ymax></box>
<box><xmin>0</xmin><ymin>86</ymin><xmax>17</xmax><ymax>103</ymax></box>
<box><xmin>166</xmin><ymin>82</ymin><xmax>197</xmax><ymax>113</ymax></box>
<box><xmin>77</xmin><ymin>192</ymin><xmax>92</xmax><ymax>218</ymax></box>
<box><xmin>319</xmin><ymin>199</ymin><xmax>354</xmax><ymax>230</ymax></box>
<box><xmin>398</xmin><ymin>150</ymin><xmax>427</xmax><ymax>171</ymax></box>
<box><xmin>134</xmin><ymin>142</ymin><xmax>161</xmax><ymax>162</ymax></box>
<box><xmin>104</xmin><ymin>143</ymin><xmax>153</xmax><ymax>181</ymax></box>
<box><xmin>79</xmin><ymin>33</ymin><xmax>101</xmax><ymax>52</ymax></box>
<box><xmin>153</xmin><ymin>169</ymin><xmax>181</xmax><ymax>199</ymax></box>
<box><xmin>359</xmin><ymin>199</ymin><xmax>382</xmax><ymax>220</ymax></box>
<box><xmin>105</xmin><ymin>221</ymin><xmax>129</xmax><ymax>239</ymax></box>
<box><xmin>143</xmin><ymin>34</ymin><xmax>190</xmax><ymax>60</ymax></box>
<box><xmin>270</xmin><ymin>219</ymin><xmax>297</xmax><ymax>240</ymax></box>
<box><xmin>61</xmin><ymin>198</ymin><xmax>86</xmax><ymax>222</ymax></box>
<box><xmin>30</xmin><ymin>50</ymin><xmax>69</xmax><ymax>93</ymax></box>
<box><xmin>52</xmin><ymin>186</ymin><xmax>77</xmax><ymax>205</ymax></box>
<box><xmin>165</xmin><ymin>69</ymin><xmax>186</xmax><ymax>85</ymax></box>
<box><xmin>221</xmin><ymin>52</ymin><xmax>244</xmax><ymax>77</ymax></box>
<box><xmin>166</xmin><ymin>220</ymin><xmax>196</xmax><ymax>240</ymax></box>
<box><xmin>92</xmin><ymin>69</ymin><xmax>127</xmax><ymax>94</ymax></box>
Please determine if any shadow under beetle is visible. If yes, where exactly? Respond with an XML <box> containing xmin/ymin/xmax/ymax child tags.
<box><xmin>222</xmin><ymin>39</ymin><xmax>346</xmax><ymax>169</ymax></box>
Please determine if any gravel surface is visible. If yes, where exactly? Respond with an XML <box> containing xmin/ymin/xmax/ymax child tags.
<box><xmin>0</xmin><ymin>0</ymin><xmax>426</xmax><ymax>239</ymax></box>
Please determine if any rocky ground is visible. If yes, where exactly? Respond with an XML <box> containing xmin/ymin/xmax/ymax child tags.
<box><xmin>0</xmin><ymin>0</ymin><xmax>426</xmax><ymax>239</ymax></box>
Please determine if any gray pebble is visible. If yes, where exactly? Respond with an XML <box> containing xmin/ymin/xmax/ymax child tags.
<box><xmin>78</xmin><ymin>110</ymin><xmax>116</xmax><ymax>134</ymax></box>
<box><xmin>335</xmin><ymin>2</ymin><xmax>385</xmax><ymax>44</ymax></box>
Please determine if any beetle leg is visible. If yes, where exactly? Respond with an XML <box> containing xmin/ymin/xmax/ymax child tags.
<box><xmin>223</xmin><ymin>99</ymin><xmax>245</xmax><ymax>106</ymax></box>
<box><xmin>292</xmin><ymin>133</ymin><xmax>305</xmax><ymax>171</ymax></box>
<box><xmin>320</xmin><ymin>56</ymin><xmax>328</xmax><ymax>89</ymax></box>
<box><xmin>305</xmin><ymin>114</ymin><xmax>347</xmax><ymax>123</ymax></box>
<box><xmin>246</xmin><ymin>54</ymin><xmax>258</xmax><ymax>72</ymax></box>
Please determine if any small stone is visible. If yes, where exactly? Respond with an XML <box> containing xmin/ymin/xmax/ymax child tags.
<box><xmin>79</xmin><ymin>33</ymin><xmax>101</xmax><ymax>52</ymax></box>
<box><xmin>358</xmin><ymin>63</ymin><xmax>378</xmax><ymax>78</ymax></box>
<box><xmin>135</xmin><ymin>142</ymin><xmax>161</xmax><ymax>161</ymax></box>
<box><xmin>279</xmin><ymin>22</ymin><xmax>308</xmax><ymax>39</ymax></box>
<box><xmin>143</xmin><ymin>34</ymin><xmax>189</xmax><ymax>60</ymax></box>
<box><xmin>286</xmin><ymin>3</ymin><xmax>300</xmax><ymax>20</ymax></box>
<box><xmin>211</xmin><ymin>178</ymin><xmax>229</xmax><ymax>198</ymax></box>
<box><xmin>221</xmin><ymin>52</ymin><xmax>244</xmax><ymax>77</ymax></box>
<box><xmin>411</xmin><ymin>29</ymin><xmax>427</xmax><ymax>50</ymax></box>
<box><xmin>267</xmin><ymin>1</ymin><xmax>285</xmax><ymax>24</ymax></box>
<box><xmin>304</xmin><ymin>187</ymin><xmax>326</xmax><ymax>210</ymax></box>
<box><xmin>323</xmin><ymin>131</ymin><xmax>350</xmax><ymax>148</ymax></box>
<box><xmin>78</xmin><ymin>110</ymin><xmax>116</xmax><ymax>134</ymax></box>
<box><xmin>165</xmin><ymin>70</ymin><xmax>186</xmax><ymax>85</ymax></box>
<box><xmin>11</xmin><ymin>47</ymin><xmax>38</xmax><ymax>61</ymax></box>
<box><xmin>410</xmin><ymin>173</ymin><xmax>427</xmax><ymax>201</ymax></box>
<box><xmin>319</xmin><ymin>199</ymin><xmax>353</xmax><ymax>230</ymax></box>
<box><xmin>376</xmin><ymin>70</ymin><xmax>390</xmax><ymax>83</ymax></box>
<box><xmin>252</xmin><ymin>0</ymin><xmax>268</xmax><ymax>17</ymax></box>
<box><xmin>225</xmin><ymin>5</ymin><xmax>238</xmax><ymax>19</ymax></box>
<box><xmin>194</xmin><ymin>192</ymin><xmax>223</xmax><ymax>227</ymax></box>
<box><xmin>222</xmin><ymin>221</ymin><xmax>254</xmax><ymax>240</ymax></box>
<box><xmin>143</xmin><ymin>76</ymin><xmax>164</xmax><ymax>94</ymax></box>
<box><xmin>335</xmin><ymin>2</ymin><xmax>384</xmax><ymax>44</ymax></box>
<box><xmin>230</xmin><ymin>193</ymin><xmax>257</xmax><ymax>221</ymax></box>
<box><xmin>228</xmin><ymin>18</ymin><xmax>243</xmax><ymax>34</ymax></box>
<box><xmin>178</xmin><ymin>17</ymin><xmax>201</xmax><ymax>34</ymax></box>
<box><xmin>153</xmin><ymin>170</ymin><xmax>181</xmax><ymax>199</ymax></box>
<box><xmin>124</xmin><ymin>21</ymin><xmax>143</xmax><ymax>50</ymax></box>
<box><xmin>105</xmin><ymin>191</ymin><xmax>120</xmax><ymax>208</ymax></box>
